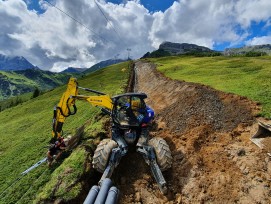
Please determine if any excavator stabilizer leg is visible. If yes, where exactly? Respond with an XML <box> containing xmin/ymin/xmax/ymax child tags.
<box><xmin>137</xmin><ymin>145</ymin><xmax>168</xmax><ymax>194</ymax></box>
<box><xmin>251</xmin><ymin>120</ymin><xmax>271</xmax><ymax>156</ymax></box>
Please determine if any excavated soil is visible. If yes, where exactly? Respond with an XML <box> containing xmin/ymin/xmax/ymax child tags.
<box><xmin>113</xmin><ymin>61</ymin><xmax>271</xmax><ymax>204</ymax></box>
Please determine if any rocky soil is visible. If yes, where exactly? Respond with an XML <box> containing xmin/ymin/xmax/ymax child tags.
<box><xmin>114</xmin><ymin>61</ymin><xmax>271</xmax><ymax>204</ymax></box>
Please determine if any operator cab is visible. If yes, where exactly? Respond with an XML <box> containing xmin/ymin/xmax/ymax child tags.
<box><xmin>112</xmin><ymin>93</ymin><xmax>147</xmax><ymax>128</ymax></box>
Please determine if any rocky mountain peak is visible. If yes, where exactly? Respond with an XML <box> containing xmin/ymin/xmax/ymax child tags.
<box><xmin>0</xmin><ymin>54</ymin><xmax>36</xmax><ymax>71</ymax></box>
<box><xmin>159</xmin><ymin>42</ymin><xmax>213</xmax><ymax>55</ymax></box>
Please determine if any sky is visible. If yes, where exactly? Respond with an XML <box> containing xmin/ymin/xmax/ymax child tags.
<box><xmin>0</xmin><ymin>0</ymin><xmax>271</xmax><ymax>72</ymax></box>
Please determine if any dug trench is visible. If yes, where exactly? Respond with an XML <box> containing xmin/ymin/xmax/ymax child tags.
<box><xmin>71</xmin><ymin>60</ymin><xmax>271</xmax><ymax>204</ymax></box>
<box><xmin>109</xmin><ymin>61</ymin><xmax>271</xmax><ymax>204</ymax></box>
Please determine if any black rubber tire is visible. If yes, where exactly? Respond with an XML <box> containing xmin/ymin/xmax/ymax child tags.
<box><xmin>148</xmin><ymin>137</ymin><xmax>172</xmax><ymax>171</ymax></box>
<box><xmin>92</xmin><ymin>139</ymin><xmax>118</xmax><ymax>173</ymax></box>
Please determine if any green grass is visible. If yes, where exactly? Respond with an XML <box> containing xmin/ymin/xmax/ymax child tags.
<box><xmin>0</xmin><ymin>61</ymin><xmax>130</xmax><ymax>204</ymax></box>
<box><xmin>0</xmin><ymin>92</ymin><xmax>33</xmax><ymax>111</ymax></box>
<box><xmin>148</xmin><ymin>56</ymin><xmax>271</xmax><ymax>117</ymax></box>
<box><xmin>35</xmin><ymin>148</ymin><xmax>87</xmax><ymax>203</ymax></box>
<box><xmin>0</xmin><ymin>71</ymin><xmax>36</xmax><ymax>86</ymax></box>
<box><xmin>0</xmin><ymin>69</ymin><xmax>82</xmax><ymax>100</ymax></box>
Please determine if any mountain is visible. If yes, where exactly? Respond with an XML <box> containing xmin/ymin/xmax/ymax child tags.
<box><xmin>61</xmin><ymin>67</ymin><xmax>88</xmax><ymax>73</ymax></box>
<box><xmin>224</xmin><ymin>44</ymin><xmax>271</xmax><ymax>56</ymax></box>
<box><xmin>142</xmin><ymin>42</ymin><xmax>217</xmax><ymax>58</ymax></box>
<box><xmin>0</xmin><ymin>68</ymin><xmax>79</xmax><ymax>100</ymax></box>
<box><xmin>0</xmin><ymin>54</ymin><xmax>37</xmax><ymax>71</ymax></box>
<box><xmin>84</xmin><ymin>58</ymin><xmax>128</xmax><ymax>74</ymax></box>
<box><xmin>159</xmin><ymin>42</ymin><xmax>213</xmax><ymax>55</ymax></box>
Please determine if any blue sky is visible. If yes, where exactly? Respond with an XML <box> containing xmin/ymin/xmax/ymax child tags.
<box><xmin>24</xmin><ymin>0</ymin><xmax>178</xmax><ymax>13</ymax></box>
<box><xmin>1</xmin><ymin>0</ymin><xmax>271</xmax><ymax>71</ymax></box>
<box><xmin>23</xmin><ymin>0</ymin><xmax>44</xmax><ymax>12</ymax></box>
<box><xmin>129</xmin><ymin>0</ymin><xmax>177</xmax><ymax>12</ymax></box>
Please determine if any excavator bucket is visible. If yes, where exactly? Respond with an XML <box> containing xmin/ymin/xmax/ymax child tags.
<box><xmin>251</xmin><ymin>120</ymin><xmax>271</xmax><ymax>156</ymax></box>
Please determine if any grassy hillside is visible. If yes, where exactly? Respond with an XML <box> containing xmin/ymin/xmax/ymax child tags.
<box><xmin>147</xmin><ymin>56</ymin><xmax>271</xmax><ymax>117</ymax></box>
<box><xmin>0</xmin><ymin>61</ymin><xmax>130</xmax><ymax>204</ymax></box>
<box><xmin>0</xmin><ymin>69</ymin><xmax>83</xmax><ymax>100</ymax></box>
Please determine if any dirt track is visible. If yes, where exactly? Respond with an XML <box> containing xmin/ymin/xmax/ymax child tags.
<box><xmin>115</xmin><ymin>61</ymin><xmax>271</xmax><ymax>203</ymax></box>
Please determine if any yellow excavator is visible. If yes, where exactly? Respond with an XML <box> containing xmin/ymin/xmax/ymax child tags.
<box><xmin>49</xmin><ymin>77</ymin><xmax>172</xmax><ymax>194</ymax></box>
<box><xmin>52</xmin><ymin>77</ymin><xmax>112</xmax><ymax>140</ymax></box>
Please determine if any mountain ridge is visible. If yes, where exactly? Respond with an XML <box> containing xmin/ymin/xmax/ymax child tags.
<box><xmin>223</xmin><ymin>44</ymin><xmax>271</xmax><ymax>56</ymax></box>
<box><xmin>84</xmin><ymin>58</ymin><xmax>128</xmax><ymax>74</ymax></box>
<box><xmin>61</xmin><ymin>67</ymin><xmax>88</xmax><ymax>73</ymax></box>
<box><xmin>0</xmin><ymin>54</ymin><xmax>37</xmax><ymax>71</ymax></box>
<box><xmin>159</xmin><ymin>41</ymin><xmax>213</xmax><ymax>54</ymax></box>
<box><xmin>142</xmin><ymin>42</ymin><xmax>218</xmax><ymax>58</ymax></box>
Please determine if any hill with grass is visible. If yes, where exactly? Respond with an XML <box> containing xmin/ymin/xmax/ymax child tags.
<box><xmin>1</xmin><ymin>55</ymin><xmax>271</xmax><ymax>203</ymax></box>
<box><xmin>147</xmin><ymin>55</ymin><xmax>271</xmax><ymax>117</ymax></box>
<box><xmin>0</xmin><ymin>68</ymin><xmax>83</xmax><ymax>100</ymax></box>
<box><xmin>0</xmin><ymin>61</ymin><xmax>131</xmax><ymax>204</ymax></box>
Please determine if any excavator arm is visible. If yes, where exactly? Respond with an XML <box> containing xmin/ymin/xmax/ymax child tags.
<box><xmin>52</xmin><ymin>77</ymin><xmax>113</xmax><ymax>139</ymax></box>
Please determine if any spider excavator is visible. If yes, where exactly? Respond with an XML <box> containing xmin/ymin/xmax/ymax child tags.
<box><xmin>50</xmin><ymin>77</ymin><xmax>172</xmax><ymax>195</ymax></box>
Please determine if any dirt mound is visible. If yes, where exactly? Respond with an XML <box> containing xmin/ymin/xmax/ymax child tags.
<box><xmin>115</xmin><ymin>61</ymin><xmax>271</xmax><ymax>203</ymax></box>
<box><xmin>134</xmin><ymin>61</ymin><xmax>258</xmax><ymax>133</ymax></box>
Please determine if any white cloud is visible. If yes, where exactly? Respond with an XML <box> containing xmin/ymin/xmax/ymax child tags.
<box><xmin>149</xmin><ymin>1</ymin><xmax>238</xmax><ymax>49</ymax></box>
<box><xmin>235</xmin><ymin>0</ymin><xmax>271</xmax><ymax>28</ymax></box>
<box><xmin>1</xmin><ymin>0</ymin><xmax>271</xmax><ymax>72</ymax></box>
<box><xmin>246</xmin><ymin>36</ymin><xmax>271</xmax><ymax>45</ymax></box>
<box><xmin>1</xmin><ymin>0</ymin><xmax>155</xmax><ymax>71</ymax></box>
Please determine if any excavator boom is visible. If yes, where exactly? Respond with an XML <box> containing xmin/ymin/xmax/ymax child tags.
<box><xmin>52</xmin><ymin>78</ymin><xmax>78</xmax><ymax>138</ymax></box>
<box><xmin>52</xmin><ymin>77</ymin><xmax>113</xmax><ymax>139</ymax></box>
<box><xmin>74</xmin><ymin>95</ymin><xmax>113</xmax><ymax>110</ymax></box>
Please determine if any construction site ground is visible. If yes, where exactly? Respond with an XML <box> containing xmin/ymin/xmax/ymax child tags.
<box><xmin>111</xmin><ymin>61</ymin><xmax>271</xmax><ymax>204</ymax></box>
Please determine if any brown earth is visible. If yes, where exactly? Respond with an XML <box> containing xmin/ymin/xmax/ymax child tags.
<box><xmin>114</xmin><ymin>61</ymin><xmax>271</xmax><ymax>204</ymax></box>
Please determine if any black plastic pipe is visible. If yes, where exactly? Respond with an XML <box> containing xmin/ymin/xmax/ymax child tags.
<box><xmin>83</xmin><ymin>185</ymin><xmax>100</xmax><ymax>204</ymax></box>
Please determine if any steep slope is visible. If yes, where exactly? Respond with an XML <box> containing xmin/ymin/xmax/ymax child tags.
<box><xmin>2</xmin><ymin>59</ymin><xmax>271</xmax><ymax>204</ymax></box>
<box><xmin>114</xmin><ymin>61</ymin><xmax>270</xmax><ymax>204</ymax></box>
<box><xmin>0</xmin><ymin>69</ymin><xmax>80</xmax><ymax>100</ymax></box>
<box><xmin>149</xmin><ymin>55</ymin><xmax>271</xmax><ymax>117</ymax></box>
<box><xmin>0</xmin><ymin>61</ymin><xmax>130</xmax><ymax>204</ymax></box>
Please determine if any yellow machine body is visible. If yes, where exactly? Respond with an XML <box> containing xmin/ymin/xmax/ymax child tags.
<box><xmin>52</xmin><ymin>77</ymin><xmax>113</xmax><ymax>139</ymax></box>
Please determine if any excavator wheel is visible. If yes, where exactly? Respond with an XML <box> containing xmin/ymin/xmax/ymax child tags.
<box><xmin>149</xmin><ymin>137</ymin><xmax>172</xmax><ymax>171</ymax></box>
<box><xmin>92</xmin><ymin>139</ymin><xmax>118</xmax><ymax>173</ymax></box>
